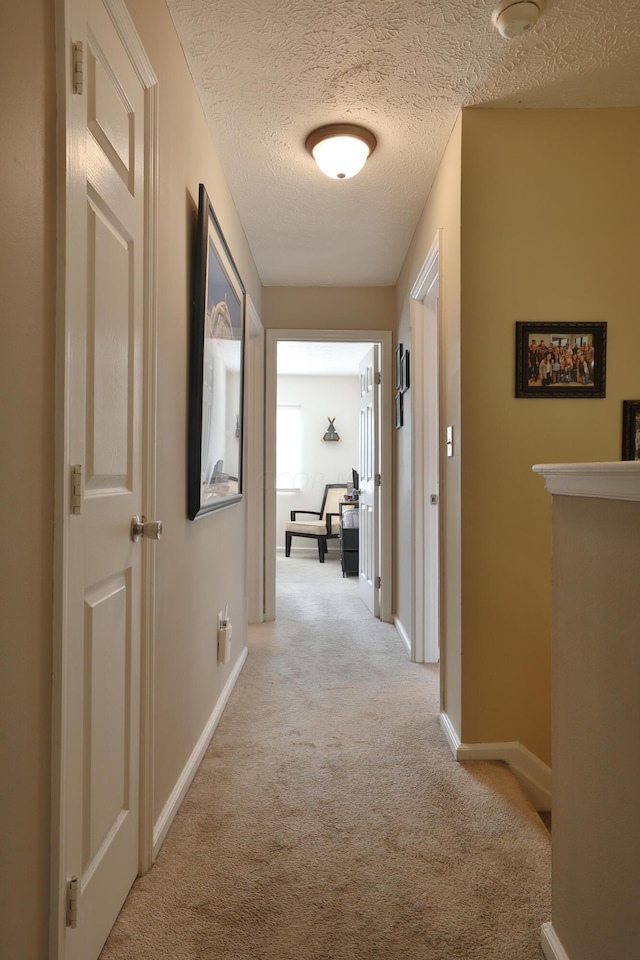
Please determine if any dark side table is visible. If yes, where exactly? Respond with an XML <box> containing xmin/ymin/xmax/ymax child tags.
<box><xmin>339</xmin><ymin>501</ymin><xmax>359</xmax><ymax>577</ymax></box>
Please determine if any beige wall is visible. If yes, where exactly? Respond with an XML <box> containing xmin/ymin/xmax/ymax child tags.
<box><xmin>394</xmin><ymin>116</ymin><xmax>463</xmax><ymax>731</ymax></box>
<box><xmin>126</xmin><ymin>0</ymin><xmax>262</xmax><ymax>818</ymax></box>
<box><xmin>550</xmin><ymin>494</ymin><xmax>640</xmax><ymax>960</ymax></box>
<box><xmin>263</xmin><ymin>286</ymin><xmax>395</xmax><ymax>331</ymax></box>
<box><xmin>459</xmin><ymin>108</ymin><xmax>640</xmax><ymax>764</ymax></box>
<box><xmin>0</xmin><ymin>1</ymin><xmax>56</xmax><ymax>956</ymax></box>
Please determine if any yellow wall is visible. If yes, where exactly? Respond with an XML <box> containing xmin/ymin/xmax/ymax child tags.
<box><xmin>263</xmin><ymin>286</ymin><xmax>395</xmax><ymax>331</ymax></box>
<box><xmin>459</xmin><ymin>108</ymin><xmax>640</xmax><ymax>763</ymax></box>
<box><xmin>395</xmin><ymin>116</ymin><xmax>463</xmax><ymax>731</ymax></box>
<box><xmin>0</xmin><ymin>1</ymin><xmax>56</xmax><ymax>955</ymax></box>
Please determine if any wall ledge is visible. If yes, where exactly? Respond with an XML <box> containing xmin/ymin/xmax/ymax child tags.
<box><xmin>541</xmin><ymin>922</ymin><xmax>572</xmax><ymax>960</ymax></box>
<box><xmin>439</xmin><ymin>713</ymin><xmax>552</xmax><ymax>812</ymax></box>
<box><xmin>533</xmin><ymin>460</ymin><xmax>640</xmax><ymax>501</ymax></box>
<box><xmin>153</xmin><ymin>647</ymin><xmax>248</xmax><ymax>859</ymax></box>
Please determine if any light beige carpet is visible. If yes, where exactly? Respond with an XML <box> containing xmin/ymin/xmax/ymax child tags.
<box><xmin>101</xmin><ymin>553</ymin><xmax>550</xmax><ymax>959</ymax></box>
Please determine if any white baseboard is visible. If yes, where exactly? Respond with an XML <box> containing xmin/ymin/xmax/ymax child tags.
<box><xmin>439</xmin><ymin>712</ymin><xmax>552</xmax><ymax>812</ymax></box>
<box><xmin>439</xmin><ymin>710</ymin><xmax>461</xmax><ymax>755</ymax></box>
<box><xmin>394</xmin><ymin>616</ymin><xmax>411</xmax><ymax>655</ymax></box>
<box><xmin>153</xmin><ymin>646</ymin><xmax>248</xmax><ymax>858</ymax></box>
<box><xmin>541</xmin><ymin>922</ymin><xmax>571</xmax><ymax>960</ymax></box>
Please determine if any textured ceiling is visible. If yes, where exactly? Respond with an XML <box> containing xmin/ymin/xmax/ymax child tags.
<box><xmin>167</xmin><ymin>0</ymin><xmax>640</xmax><ymax>286</ymax></box>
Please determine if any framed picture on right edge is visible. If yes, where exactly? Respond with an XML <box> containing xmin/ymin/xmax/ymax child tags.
<box><xmin>395</xmin><ymin>343</ymin><xmax>403</xmax><ymax>392</ymax></box>
<box><xmin>394</xmin><ymin>391</ymin><xmax>403</xmax><ymax>429</ymax></box>
<box><xmin>621</xmin><ymin>400</ymin><xmax>640</xmax><ymax>460</ymax></box>
<box><xmin>515</xmin><ymin>321</ymin><xmax>607</xmax><ymax>398</ymax></box>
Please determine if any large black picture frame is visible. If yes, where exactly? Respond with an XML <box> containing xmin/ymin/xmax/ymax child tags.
<box><xmin>515</xmin><ymin>321</ymin><xmax>607</xmax><ymax>398</ymax></box>
<box><xmin>188</xmin><ymin>184</ymin><xmax>245</xmax><ymax>520</ymax></box>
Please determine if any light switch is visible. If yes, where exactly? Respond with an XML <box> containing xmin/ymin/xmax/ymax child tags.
<box><xmin>446</xmin><ymin>425</ymin><xmax>454</xmax><ymax>457</ymax></box>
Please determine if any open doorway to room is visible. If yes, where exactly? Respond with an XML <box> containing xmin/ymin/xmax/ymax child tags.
<box><xmin>264</xmin><ymin>330</ymin><xmax>393</xmax><ymax>626</ymax></box>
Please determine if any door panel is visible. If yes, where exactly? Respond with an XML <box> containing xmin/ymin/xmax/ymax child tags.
<box><xmin>83</xmin><ymin>575</ymin><xmax>130</xmax><ymax>869</ymax></box>
<box><xmin>64</xmin><ymin>0</ymin><xmax>147</xmax><ymax>956</ymax></box>
<box><xmin>86</xmin><ymin>195</ymin><xmax>132</xmax><ymax>487</ymax></box>
<box><xmin>358</xmin><ymin>345</ymin><xmax>380</xmax><ymax>617</ymax></box>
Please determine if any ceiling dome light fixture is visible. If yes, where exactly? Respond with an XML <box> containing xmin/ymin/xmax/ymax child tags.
<box><xmin>492</xmin><ymin>0</ymin><xmax>545</xmax><ymax>38</ymax></box>
<box><xmin>305</xmin><ymin>124</ymin><xmax>377</xmax><ymax>180</ymax></box>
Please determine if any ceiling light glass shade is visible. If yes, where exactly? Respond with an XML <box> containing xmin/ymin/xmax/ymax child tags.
<box><xmin>306</xmin><ymin>124</ymin><xmax>377</xmax><ymax>180</ymax></box>
<box><xmin>491</xmin><ymin>0</ymin><xmax>544</xmax><ymax>38</ymax></box>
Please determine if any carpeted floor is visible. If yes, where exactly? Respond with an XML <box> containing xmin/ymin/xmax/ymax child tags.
<box><xmin>100</xmin><ymin>552</ymin><xmax>550</xmax><ymax>959</ymax></box>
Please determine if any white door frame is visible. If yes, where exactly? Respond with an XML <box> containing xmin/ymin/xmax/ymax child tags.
<box><xmin>264</xmin><ymin>329</ymin><xmax>393</xmax><ymax>624</ymax></box>
<box><xmin>51</xmin><ymin>0</ymin><xmax>159</xmax><ymax>954</ymax></box>
<box><xmin>245</xmin><ymin>297</ymin><xmax>265</xmax><ymax>624</ymax></box>
<box><xmin>410</xmin><ymin>233</ymin><xmax>441</xmax><ymax>664</ymax></box>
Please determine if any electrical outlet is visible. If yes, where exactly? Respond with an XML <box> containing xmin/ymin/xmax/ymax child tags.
<box><xmin>218</xmin><ymin>621</ymin><xmax>232</xmax><ymax>664</ymax></box>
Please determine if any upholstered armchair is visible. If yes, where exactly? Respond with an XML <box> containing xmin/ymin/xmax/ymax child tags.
<box><xmin>285</xmin><ymin>483</ymin><xmax>349</xmax><ymax>562</ymax></box>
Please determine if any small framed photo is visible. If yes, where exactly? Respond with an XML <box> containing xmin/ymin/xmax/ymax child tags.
<box><xmin>401</xmin><ymin>350</ymin><xmax>410</xmax><ymax>393</ymax></box>
<box><xmin>515</xmin><ymin>322</ymin><xmax>607</xmax><ymax>398</ymax></box>
<box><xmin>394</xmin><ymin>391</ymin><xmax>404</xmax><ymax>430</ymax></box>
<box><xmin>395</xmin><ymin>343</ymin><xmax>403</xmax><ymax>392</ymax></box>
<box><xmin>622</xmin><ymin>400</ymin><xmax>640</xmax><ymax>460</ymax></box>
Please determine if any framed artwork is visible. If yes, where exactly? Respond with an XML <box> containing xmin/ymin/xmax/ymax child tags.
<box><xmin>515</xmin><ymin>322</ymin><xmax>607</xmax><ymax>398</ymax></box>
<box><xmin>188</xmin><ymin>183</ymin><xmax>245</xmax><ymax>519</ymax></box>
<box><xmin>395</xmin><ymin>343</ymin><xmax>403</xmax><ymax>392</ymax></box>
<box><xmin>394</xmin><ymin>391</ymin><xmax>403</xmax><ymax>429</ymax></box>
<box><xmin>401</xmin><ymin>350</ymin><xmax>410</xmax><ymax>393</ymax></box>
<box><xmin>622</xmin><ymin>400</ymin><xmax>640</xmax><ymax>461</ymax></box>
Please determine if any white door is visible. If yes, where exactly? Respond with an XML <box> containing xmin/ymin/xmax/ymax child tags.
<box><xmin>358</xmin><ymin>345</ymin><xmax>380</xmax><ymax>616</ymax></box>
<box><xmin>62</xmin><ymin>0</ymin><xmax>153</xmax><ymax>956</ymax></box>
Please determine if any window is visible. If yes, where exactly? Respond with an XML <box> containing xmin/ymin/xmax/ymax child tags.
<box><xmin>276</xmin><ymin>404</ymin><xmax>301</xmax><ymax>490</ymax></box>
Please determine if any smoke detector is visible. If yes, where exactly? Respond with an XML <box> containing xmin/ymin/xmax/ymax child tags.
<box><xmin>492</xmin><ymin>0</ymin><xmax>545</xmax><ymax>38</ymax></box>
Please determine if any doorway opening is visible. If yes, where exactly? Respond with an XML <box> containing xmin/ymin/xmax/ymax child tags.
<box><xmin>264</xmin><ymin>329</ymin><xmax>393</xmax><ymax>625</ymax></box>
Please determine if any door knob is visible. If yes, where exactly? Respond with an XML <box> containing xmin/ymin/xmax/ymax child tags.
<box><xmin>131</xmin><ymin>515</ymin><xmax>163</xmax><ymax>543</ymax></box>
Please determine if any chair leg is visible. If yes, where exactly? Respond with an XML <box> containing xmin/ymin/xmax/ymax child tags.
<box><xmin>285</xmin><ymin>533</ymin><xmax>292</xmax><ymax>557</ymax></box>
<box><xmin>318</xmin><ymin>538</ymin><xmax>326</xmax><ymax>562</ymax></box>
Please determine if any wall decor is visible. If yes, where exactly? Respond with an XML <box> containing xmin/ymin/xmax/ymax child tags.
<box><xmin>401</xmin><ymin>349</ymin><xmax>410</xmax><ymax>393</ymax></box>
<box><xmin>188</xmin><ymin>183</ymin><xmax>245</xmax><ymax>519</ymax></box>
<box><xmin>322</xmin><ymin>417</ymin><xmax>341</xmax><ymax>442</ymax></box>
<box><xmin>515</xmin><ymin>322</ymin><xmax>607</xmax><ymax>398</ymax></box>
<box><xmin>394</xmin><ymin>391</ymin><xmax>403</xmax><ymax>429</ymax></box>
<box><xmin>395</xmin><ymin>343</ymin><xmax>403</xmax><ymax>392</ymax></box>
<box><xmin>622</xmin><ymin>400</ymin><xmax>640</xmax><ymax>460</ymax></box>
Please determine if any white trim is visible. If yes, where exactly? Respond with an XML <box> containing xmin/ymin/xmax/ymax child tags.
<box><xmin>438</xmin><ymin>714</ymin><xmax>552</xmax><ymax>812</ymax></box>
<box><xmin>411</xmin><ymin>233</ymin><xmax>440</xmax><ymax>302</ymax></box>
<box><xmin>541</xmin><ymin>923</ymin><xmax>571</xmax><ymax>960</ymax></box>
<box><xmin>410</xmin><ymin>233</ymin><xmax>441</xmax><ymax>665</ymax></box>
<box><xmin>533</xmin><ymin>460</ymin><xmax>640</xmax><ymax>501</ymax></box>
<box><xmin>264</xmin><ymin>332</ymin><xmax>278</xmax><ymax>621</ymax></box>
<box><xmin>439</xmin><ymin>710</ymin><xmax>461</xmax><ymax>755</ymax></box>
<box><xmin>245</xmin><ymin>298</ymin><xmax>265</xmax><ymax>624</ymax></box>
<box><xmin>457</xmin><ymin>741</ymin><xmax>551</xmax><ymax>812</ymax></box>
<box><xmin>152</xmin><ymin>647</ymin><xmax>249</xmax><ymax>858</ymax></box>
<box><xmin>138</xmin><ymin>43</ymin><xmax>159</xmax><ymax>885</ymax></box>
<box><xmin>393</xmin><ymin>616</ymin><xmax>411</xmax><ymax>656</ymax></box>
<box><xmin>264</xmin><ymin>329</ymin><xmax>393</xmax><ymax>624</ymax></box>
<box><xmin>51</xmin><ymin>7</ymin><xmax>72</xmax><ymax>957</ymax></box>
